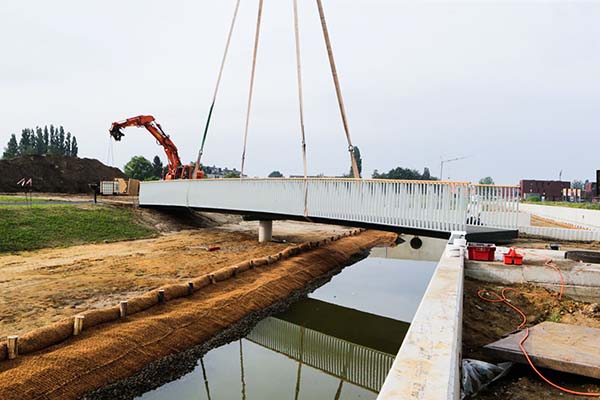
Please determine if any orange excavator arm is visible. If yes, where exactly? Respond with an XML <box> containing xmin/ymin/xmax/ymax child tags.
<box><xmin>109</xmin><ymin>115</ymin><xmax>201</xmax><ymax>180</ymax></box>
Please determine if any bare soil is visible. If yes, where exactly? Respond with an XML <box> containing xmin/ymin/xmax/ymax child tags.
<box><xmin>463</xmin><ymin>278</ymin><xmax>600</xmax><ymax>399</ymax></box>
<box><xmin>0</xmin><ymin>220</ymin><xmax>352</xmax><ymax>339</ymax></box>
<box><xmin>530</xmin><ymin>214</ymin><xmax>581</xmax><ymax>229</ymax></box>
<box><xmin>0</xmin><ymin>230</ymin><xmax>396</xmax><ymax>400</ymax></box>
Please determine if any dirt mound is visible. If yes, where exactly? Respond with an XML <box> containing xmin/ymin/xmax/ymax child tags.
<box><xmin>0</xmin><ymin>155</ymin><xmax>125</xmax><ymax>193</ymax></box>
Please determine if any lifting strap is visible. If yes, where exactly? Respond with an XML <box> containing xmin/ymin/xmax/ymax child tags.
<box><xmin>240</xmin><ymin>0</ymin><xmax>265</xmax><ymax>177</ymax></box>
<box><xmin>293</xmin><ymin>0</ymin><xmax>310</xmax><ymax>217</ymax></box>
<box><xmin>194</xmin><ymin>0</ymin><xmax>241</xmax><ymax>176</ymax></box>
<box><xmin>293</xmin><ymin>0</ymin><xmax>308</xmax><ymax>181</ymax></box>
<box><xmin>315</xmin><ymin>0</ymin><xmax>360</xmax><ymax>179</ymax></box>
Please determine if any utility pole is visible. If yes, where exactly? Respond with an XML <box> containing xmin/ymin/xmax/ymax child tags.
<box><xmin>439</xmin><ymin>156</ymin><xmax>469</xmax><ymax>181</ymax></box>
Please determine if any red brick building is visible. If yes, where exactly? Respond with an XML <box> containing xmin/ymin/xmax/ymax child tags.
<box><xmin>519</xmin><ymin>180</ymin><xmax>570</xmax><ymax>201</ymax></box>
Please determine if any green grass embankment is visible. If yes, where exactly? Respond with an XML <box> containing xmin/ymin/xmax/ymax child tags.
<box><xmin>0</xmin><ymin>204</ymin><xmax>156</xmax><ymax>253</ymax></box>
<box><xmin>0</xmin><ymin>196</ymin><xmax>51</xmax><ymax>203</ymax></box>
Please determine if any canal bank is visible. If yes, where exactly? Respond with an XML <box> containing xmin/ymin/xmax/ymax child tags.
<box><xmin>0</xmin><ymin>230</ymin><xmax>396</xmax><ymax>400</ymax></box>
<box><xmin>136</xmin><ymin>242</ymin><xmax>441</xmax><ymax>399</ymax></box>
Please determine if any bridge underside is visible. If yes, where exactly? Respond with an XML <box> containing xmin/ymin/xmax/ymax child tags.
<box><xmin>142</xmin><ymin>204</ymin><xmax>518</xmax><ymax>243</ymax></box>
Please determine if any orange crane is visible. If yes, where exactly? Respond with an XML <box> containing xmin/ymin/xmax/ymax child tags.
<box><xmin>109</xmin><ymin>115</ymin><xmax>203</xmax><ymax>180</ymax></box>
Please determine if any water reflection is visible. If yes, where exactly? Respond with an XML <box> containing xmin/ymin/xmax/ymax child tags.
<box><xmin>247</xmin><ymin>316</ymin><xmax>398</xmax><ymax>393</ymax></box>
<box><xmin>309</xmin><ymin>253</ymin><xmax>438</xmax><ymax>322</ymax></box>
<box><xmin>138</xmin><ymin>246</ymin><xmax>441</xmax><ymax>400</ymax></box>
<box><xmin>144</xmin><ymin>319</ymin><xmax>393</xmax><ymax>400</ymax></box>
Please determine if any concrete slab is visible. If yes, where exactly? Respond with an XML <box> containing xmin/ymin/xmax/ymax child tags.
<box><xmin>485</xmin><ymin>321</ymin><xmax>600</xmax><ymax>379</ymax></box>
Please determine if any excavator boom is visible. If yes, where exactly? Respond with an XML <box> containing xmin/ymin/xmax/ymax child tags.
<box><xmin>109</xmin><ymin>115</ymin><xmax>202</xmax><ymax>180</ymax></box>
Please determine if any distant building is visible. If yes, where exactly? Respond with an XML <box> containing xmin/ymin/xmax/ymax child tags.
<box><xmin>586</xmin><ymin>170</ymin><xmax>600</xmax><ymax>203</ymax></box>
<box><xmin>584</xmin><ymin>180</ymin><xmax>598</xmax><ymax>201</ymax></box>
<box><xmin>519</xmin><ymin>179</ymin><xmax>570</xmax><ymax>201</ymax></box>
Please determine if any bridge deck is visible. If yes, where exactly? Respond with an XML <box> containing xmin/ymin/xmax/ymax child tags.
<box><xmin>139</xmin><ymin>179</ymin><xmax>518</xmax><ymax>241</ymax></box>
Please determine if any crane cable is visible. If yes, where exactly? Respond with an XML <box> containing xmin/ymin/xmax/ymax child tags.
<box><xmin>241</xmin><ymin>0</ymin><xmax>358</xmax><ymax>181</ymax></box>
<box><xmin>315</xmin><ymin>0</ymin><xmax>360</xmax><ymax>179</ymax></box>
<box><xmin>240</xmin><ymin>0</ymin><xmax>264</xmax><ymax>178</ymax></box>
<box><xmin>194</xmin><ymin>0</ymin><xmax>242</xmax><ymax>176</ymax></box>
<box><xmin>293</xmin><ymin>0</ymin><xmax>308</xmax><ymax>181</ymax></box>
<box><xmin>293</xmin><ymin>0</ymin><xmax>310</xmax><ymax>217</ymax></box>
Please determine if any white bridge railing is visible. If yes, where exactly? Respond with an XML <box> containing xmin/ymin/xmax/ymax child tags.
<box><xmin>140</xmin><ymin>178</ymin><xmax>520</xmax><ymax>232</ymax></box>
<box><xmin>469</xmin><ymin>184</ymin><xmax>520</xmax><ymax>229</ymax></box>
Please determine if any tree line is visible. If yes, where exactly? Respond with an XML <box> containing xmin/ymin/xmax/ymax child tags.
<box><xmin>125</xmin><ymin>147</ymin><xmax>498</xmax><ymax>184</ymax></box>
<box><xmin>372</xmin><ymin>166</ymin><xmax>435</xmax><ymax>180</ymax></box>
<box><xmin>268</xmin><ymin>146</ymin><xmax>498</xmax><ymax>183</ymax></box>
<box><xmin>124</xmin><ymin>155</ymin><xmax>164</xmax><ymax>180</ymax></box>
<box><xmin>2</xmin><ymin>125</ymin><xmax>78</xmax><ymax>159</ymax></box>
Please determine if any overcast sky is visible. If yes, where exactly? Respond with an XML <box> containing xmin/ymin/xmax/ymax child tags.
<box><xmin>1</xmin><ymin>1</ymin><xmax>598</xmax><ymax>184</ymax></box>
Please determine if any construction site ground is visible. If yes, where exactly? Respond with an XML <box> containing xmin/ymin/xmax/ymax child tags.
<box><xmin>0</xmin><ymin>218</ymin><xmax>353</xmax><ymax>340</ymax></box>
<box><xmin>0</xmin><ymin>228</ymin><xmax>394</xmax><ymax>400</ymax></box>
<box><xmin>463</xmin><ymin>278</ymin><xmax>600</xmax><ymax>399</ymax></box>
<box><xmin>529</xmin><ymin>214</ymin><xmax>582</xmax><ymax>229</ymax></box>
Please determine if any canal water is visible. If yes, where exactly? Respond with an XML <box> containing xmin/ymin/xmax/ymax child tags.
<box><xmin>138</xmin><ymin>238</ymin><xmax>444</xmax><ymax>400</ymax></box>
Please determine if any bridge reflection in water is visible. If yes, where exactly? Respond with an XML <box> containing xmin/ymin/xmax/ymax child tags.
<box><xmin>247</xmin><ymin>317</ymin><xmax>395</xmax><ymax>394</ymax></box>
<box><xmin>195</xmin><ymin>298</ymin><xmax>410</xmax><ymax>398</ymax></box>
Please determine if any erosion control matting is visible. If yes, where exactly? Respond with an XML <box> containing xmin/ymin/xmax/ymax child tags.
<box><xmin>0</xmin><ymin>230</ymin><xmax>395</xmax><ymax>400</ymax></box>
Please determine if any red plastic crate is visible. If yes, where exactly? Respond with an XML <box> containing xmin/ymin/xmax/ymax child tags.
<box><xmin>467</xmin><ymin>243</ymin><xmax>496</xmax><ymax>261</ymax></box>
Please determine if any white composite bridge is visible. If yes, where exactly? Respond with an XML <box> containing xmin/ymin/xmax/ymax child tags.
<box><xmin>139</xmin><ymin>178</ymin><xmax>520</xmax><ymax>239</ymax></box>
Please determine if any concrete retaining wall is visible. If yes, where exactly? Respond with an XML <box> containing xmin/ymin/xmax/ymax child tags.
<box><xmin>378</xmin><ymin>239</ymin><xmax>464</xmax><ymax>399</ymax></box>
<box><xmin>520</xmin><ymin>203</ymin><xmax>600</xmax><ymax>230</ymax></box>
<box><xmin>465</xmin><ymin>251</ymin><xmax>600</xmax><ymax>303</ymax></box>
<box><xmin>519</xmin><ymin>225</ymin><xmax>600</xmax><ymax>242</ymax></box>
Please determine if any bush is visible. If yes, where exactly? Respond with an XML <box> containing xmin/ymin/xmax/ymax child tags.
<box><xmin>124</xmin><ymin>156</ymin><xmax>154</xmax><ymax>180</ymax></box>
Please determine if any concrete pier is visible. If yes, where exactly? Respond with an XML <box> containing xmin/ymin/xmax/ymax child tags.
<box><xmin>258</xmin><ymin>220</ymin><xmax>273</xmax><ymax>243</ymax></box>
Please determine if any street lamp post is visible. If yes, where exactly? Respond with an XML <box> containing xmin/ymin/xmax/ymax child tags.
<box><xmin>439</xmin><ymin>156</ymin><xmax>469</xmax><ymax>181</ymax></box>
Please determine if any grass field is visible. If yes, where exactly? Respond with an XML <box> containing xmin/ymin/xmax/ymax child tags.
<box><xmin>0</xmin><ymin>204</ymin><xmax>156</xmax><ymax>253</ymax></box>
<box><xmin>0</xmin><ymin>196</ymin><xmax>51</xmax><ymax>203</ymax></box>
<box><xmin>522</xmin><ymin>200</ymin><xmax>600</xmax><ymax>211</ymax></box>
